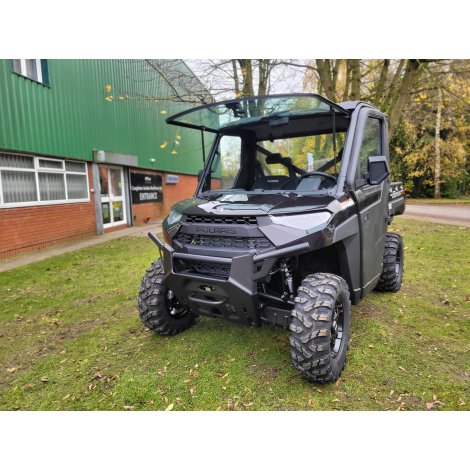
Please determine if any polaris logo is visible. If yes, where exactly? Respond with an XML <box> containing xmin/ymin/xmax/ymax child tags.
<box><xmin>195</xmin><ymin>227</ymin><xmax>237</xmax><ymax>235</ymax></box>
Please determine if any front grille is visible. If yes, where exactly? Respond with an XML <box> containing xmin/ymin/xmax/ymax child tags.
<box><xmin>192</xmin><ymin>262</ymin><xmax>231</xmax><ymax>278</ymax></box>
<box><xmin>175</xmin><ymin>233</ymin><xmax>274</xmax><ymax>252</ymax></box>
<box><xmin>185</xmin><ymin>215</ymin><xmax>258</xmax><ymax>225</ymax></box>
<box><xmin>174</xmin><ymin>258</ymin><xmax>230</xmax><ymax>279</ymax></box>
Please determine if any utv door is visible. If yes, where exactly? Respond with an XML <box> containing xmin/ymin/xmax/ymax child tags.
<box><xmin>351</xmin><ymin>111</ymin><xmax>390</xmax><ymax>295</ymax></box>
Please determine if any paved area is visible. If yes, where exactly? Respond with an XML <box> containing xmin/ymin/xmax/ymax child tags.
<box><xmin>403</xmin><ymin>204</ymin><xmax>470</xmax><ymax>227</ymax></box>
<box><xmin>0</xmin><ymin>222</ymin><xmax>162</xmax><ymax>273</ymax></box>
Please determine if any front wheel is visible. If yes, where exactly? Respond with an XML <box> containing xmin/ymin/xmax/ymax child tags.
<box><xmin>289</xmin><ymin>273</ymin><xmax>351</xmax><ymax>383</ymax></box>
<box><xmin>138</xmin><ymin>259</ymin><xmax>196</xmax><ymax>335</ymax></box>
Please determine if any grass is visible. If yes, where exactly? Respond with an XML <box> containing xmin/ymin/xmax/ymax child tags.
<box><xmin>0</xmin><ymin>219</ymin><xmax>469</xmax><ymax>411</ymax></box>
<box><xmin>406</xmin><ymin>198</ymin><xmax>470</xmax><ymax>205</ymax></box>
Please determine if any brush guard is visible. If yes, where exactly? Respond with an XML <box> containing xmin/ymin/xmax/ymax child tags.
<box><xmin>148</xmin><ymin>232</ymin><xmax>310</xmax><ymax>326</ymax></box>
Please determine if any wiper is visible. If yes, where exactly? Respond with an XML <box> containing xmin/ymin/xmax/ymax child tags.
<box><xmin>201</xmin><ymin>189</ymin><xmax>247</xmax><ymax>199</ymax></box>
<box><xmin>200</xmin><ymin>191</ymin><xmax>222</xmax><ymax>200</ymax></box>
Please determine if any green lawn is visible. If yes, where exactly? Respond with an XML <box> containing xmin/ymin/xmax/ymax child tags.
<box><xmin>0</xmin><ymin>219</ymin><xmax>468</xmax><ymax>411</ymax></box>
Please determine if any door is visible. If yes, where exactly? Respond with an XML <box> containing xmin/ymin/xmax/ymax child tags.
<box><xmin>99</xmin><ymin>165</ymin><xmax>126</xmax><ymax>228</ymax></box>
<box><xmin>354</xmin><ymin>114</ymin><xmax>389</xmax><ymax>294</ymax></box>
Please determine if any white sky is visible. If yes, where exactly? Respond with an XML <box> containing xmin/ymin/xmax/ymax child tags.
<box><xmin>185</xmin><ymin>60</ymin><xmax>311</xmax><ymax>100</ymax></box>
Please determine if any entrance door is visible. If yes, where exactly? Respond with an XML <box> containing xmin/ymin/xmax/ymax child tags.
<box><xmin>100</xmin><ymin>165</ymin><xmax>126</xmax><ymax>228</ymax></box>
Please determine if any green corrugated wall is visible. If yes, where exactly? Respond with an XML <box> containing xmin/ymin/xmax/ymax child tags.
<box><xmin>0</xmin><ymin>59</ymin><xmax>209</xmax><ymax>174</ymax></box>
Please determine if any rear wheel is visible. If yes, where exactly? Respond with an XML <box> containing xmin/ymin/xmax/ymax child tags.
<box><xmin>289</xmin><ymin>273</ymin><xmax>351</xmax><ymax>383</ymax></box>
<box><xmin>376</xmin><ymin>233</ymin><xmax>404</xmax><ymax>292</ymax></box>
<box><xmin>138</xmin><ymin>259</ymin><xmax>196</xmax><ymax>335</ymax></box>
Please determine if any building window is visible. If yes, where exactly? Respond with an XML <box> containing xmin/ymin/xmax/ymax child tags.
<box><xmin>12</xmin><ymin>59</ymin><xmax>49</xmax><ymax>85</ymax></box>
<box><xmin>0</xmin><ymin>153</ymin><xmax>89</xmax><ymax>207</ymax></box>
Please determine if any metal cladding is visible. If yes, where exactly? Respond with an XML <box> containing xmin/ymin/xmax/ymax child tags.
<box><xmin>0</xmin><ymin>60</ymin><xmax>205</xmax><ymax>175</ymax></box>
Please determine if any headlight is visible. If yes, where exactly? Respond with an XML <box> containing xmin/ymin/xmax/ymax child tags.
<box><xmin>269</xmin><ymin>211</ymin><xmax>331</xmax><ymax>232</ymax></box>
<box><xmin>166</xmin><ymin>209</ymin><xmax>183</xmax><ymax>226</ymax></box>
<box><xmin>163</xmin><ymin>209</ymin><xmax>183</xmax><ymax>244</ymax></box>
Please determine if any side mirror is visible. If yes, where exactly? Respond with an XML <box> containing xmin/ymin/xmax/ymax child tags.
<box><xmin>368</xmin><ymin>156</ymin><xmax>390</xmax><ymax>185</ymax></box>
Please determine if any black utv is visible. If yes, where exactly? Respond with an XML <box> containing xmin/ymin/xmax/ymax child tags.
<box><xmin>138</xmin><ymin>94</ymin><xmax>405</xmax><ymax>383</ymax></box>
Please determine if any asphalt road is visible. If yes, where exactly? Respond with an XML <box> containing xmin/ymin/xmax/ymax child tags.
<box><xmin>403</xmin><ymin>204</ymin><xmax>470</xmax><ymax>227</ymax></box>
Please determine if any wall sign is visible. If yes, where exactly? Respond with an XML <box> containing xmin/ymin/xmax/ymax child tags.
<box><xmin>166</xmin><ymin>174</ymin><xmax>179</xmax><ymax>184</ymax></box>
<box><xmin>130</xmin><ymin>173</ymin><xmax>163</xmax><ymax>204</ymax></box>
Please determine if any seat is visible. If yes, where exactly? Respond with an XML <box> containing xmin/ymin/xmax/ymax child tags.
<box><xmin>251</xmin><ymin>158</ymin><xmax>299</xmax><ymax>190</ymax></box>
<box><xmin>252</xmin><ymin>175</ymin><xmax>292</xmax><ymax>190</ymax></box>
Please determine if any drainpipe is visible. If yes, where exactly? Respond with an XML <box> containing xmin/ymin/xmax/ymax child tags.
<box><xmin>92</xmin><ymin>162</ymin><xmax>104</xmax><ymax>235</ymax></box>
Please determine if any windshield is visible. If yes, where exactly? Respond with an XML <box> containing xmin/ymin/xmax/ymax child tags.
<box><xmin>167</xmin><ymin>94</ymin><xmax>348</xmax><ymax>132</ymax></box>
<box><xmin>204</xmin><ymin>131</ymin><xmax>347</xmax><ymax>196</ymax></box>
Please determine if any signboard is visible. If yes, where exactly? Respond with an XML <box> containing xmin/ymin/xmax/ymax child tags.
<box><xmin>166</xmin><ymin>174</ymin><xmax>179</xmax><ymax>184</ymax></box>
<box><xmin>130</xmin><ymin>172</ymin><xmax>163</xmax><ymax>204</ymax></box>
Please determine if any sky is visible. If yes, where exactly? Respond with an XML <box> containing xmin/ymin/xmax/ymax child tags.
<box><xmin>185</xmin><ymin>60</ymin><xmax>309</xmax><ymax>100</ymax></box>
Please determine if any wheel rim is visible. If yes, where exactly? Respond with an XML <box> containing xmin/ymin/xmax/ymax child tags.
<box><xmin>395</xmin><ymin>246</ymin><xmax>402</xmax><ymax>275</ymax></box>
<box><xmin>330</xmin><ymin>298</ymin><xmax>345</xmax><ymax>356</ymax></box>
<box><xmin>166</xmin><ymin>290</ymin><xmax>188</xmax><ymax>318</ymax></box>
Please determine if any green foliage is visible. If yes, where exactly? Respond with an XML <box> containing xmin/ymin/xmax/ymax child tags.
<box><xmin>394</xmin><ymin>61</ymin><xmax>470</xmax><ymax>198</ymax></box>
<box><xmin>300</xmin><ymin>59</ymin><xmax>469</xmax><ymax>197</ymax></box>
<box><xmin>390</xmin><ymin>109</ymin><xmax>469</xmax><ymax>198</ymax></box>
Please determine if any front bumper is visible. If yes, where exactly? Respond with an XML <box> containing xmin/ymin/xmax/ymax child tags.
<box><xmin>148</xmin><ymin>232</ymin><xmax>310</xmax><ymax>326</ymax></box>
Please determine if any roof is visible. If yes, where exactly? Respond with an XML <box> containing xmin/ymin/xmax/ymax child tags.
<box><xmin>338</xmin><ymin>100</ymin><xmax>386</xmax><ymax>115</ymax></box>
<box><xmin>166</xmin><ymin>93</ymin><xmax>350</xmax><ymax>133</ymax></box>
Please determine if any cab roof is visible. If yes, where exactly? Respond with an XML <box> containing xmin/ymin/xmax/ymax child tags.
<box><xmin>167</xmin><ymin>93</ymin><xmax>351</xmax><ymax>133</ymax></box>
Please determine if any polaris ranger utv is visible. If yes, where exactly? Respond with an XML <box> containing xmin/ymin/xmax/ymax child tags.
<box><xmin>138</xmin><ymin>94</ymin><xmax>405</xmax><ymax>383</ymax></box>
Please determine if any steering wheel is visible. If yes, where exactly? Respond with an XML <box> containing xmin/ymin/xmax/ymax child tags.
<box><xmin>301</xmin><ymin>171</ymin><xmax>336</xmax><ymax>182</ymax></box>
<box><xmin>300</xmin><ymin>171</ymin><xmax>336</xmax><ymax>181</ymax></box>
<box><xmin>298</xmin><ymin>171</ymin><xmax>336</xmax><ymax>190</ymax></box>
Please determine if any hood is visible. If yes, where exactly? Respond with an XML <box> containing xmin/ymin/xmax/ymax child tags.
<box><xmin>172</xmin><ymin>192</ymin><xmax>337</xmax><ymax>216</ymax></box>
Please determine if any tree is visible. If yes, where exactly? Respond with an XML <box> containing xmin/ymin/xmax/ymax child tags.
<box><xmin>389</xmin><ymin>60</ymin><xmax>470</xmax><ymax>198</ymax></box>
<box><xmin>103</xmin><ymin>60</ymin><xmax>212</xmax><ymax>105</ymax></box>
<box><xmin>434</xmin><ymin>87</ymin><xmax>443</xmax><ymax>198</ymax></box>
<box><xmin>105</xmin><ymin>58</ymin><xmax>469</xmax><ymax>198</ymax></box>
<box><xmin>188</xmin><ymin>59</ymin><xmax>297</xmax><ymax>100</ymax></box>
<box><xmin>297</xmin><ymin>59</ymin><xmax>437</xmax><ymax>138</ymax></box>
<box><xmin>193</xmin><ymin>59</ymin><xmax>468</xmax><ymax>197</ymax></box>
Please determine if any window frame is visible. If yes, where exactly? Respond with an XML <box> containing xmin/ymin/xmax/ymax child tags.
<box><xmin>12</xmin><ymin>59</ymin><xmax>49</xmax><ymax>86</ymax></box>
<box><xmin>0</xmin><ymin>154</ymin><xmax>90</xmax><ymax>208</ymax></box>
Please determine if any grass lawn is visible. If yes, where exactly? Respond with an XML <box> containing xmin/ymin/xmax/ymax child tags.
<box><xmin>0</xmin><ymin>219</ymin><xmax>468</xmax><ymax>411</ymax></box>
<box><xmin>406</xmin><ymin>198</ymin><xmax>470</xmax><ymax>205</ymax></box>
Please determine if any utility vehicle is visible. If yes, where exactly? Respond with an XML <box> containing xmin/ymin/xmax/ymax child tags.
<box><xmin>138</xmin><ymin>94</ymin><xmax>405</xmax><ymax>382</ymax></box>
